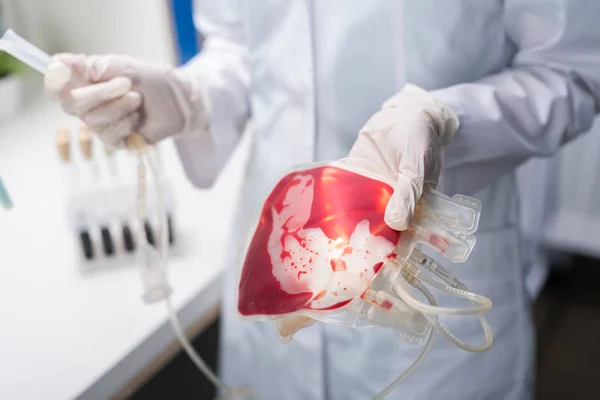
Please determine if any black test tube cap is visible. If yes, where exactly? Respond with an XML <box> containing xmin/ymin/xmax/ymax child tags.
<box><xmin>122</xmin><ymin>224</ymin><xmax>135</xmax><ymax>252</ymax></box>
<box><xmin>100</xmin><ymin>226</ymin><xmax>115</xmax><ymax>256</ymax></box>
<box><xmin>167</xmin><ymin>214</ymin><xmax>175</xmax><ymax>245</ymax></box>
<box><xmin>79</xmin><ymin>229</ymin><xmax>94</xmax><ymax>260</ymax></box>
<box><xmin>144</xmin><ymin>220</ymin><xmax>155</xmax><ymax>246</ymax></box>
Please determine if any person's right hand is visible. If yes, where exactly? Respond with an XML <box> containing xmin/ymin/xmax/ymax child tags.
<box><xmin>45</xmin><ymin>54</ymin><xmax>208</xmax><ymax>148</ymax></box>
<box><xmin>348</xmin><ymin>84</ymin><xmax>459</xmax><ymax>231</ymax></box>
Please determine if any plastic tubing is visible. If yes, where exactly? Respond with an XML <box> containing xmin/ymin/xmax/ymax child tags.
<box><xmin>411</xmin><ymin>249</ymin><xmax>467</xmax><ymax>290</ymax></box>
<box><xmin>393</xmin><ymin>274</ymin><xmax>493</xmax><ymax>352</ymax></box>
<box><xmin>413</xmin><ymin>279</ymin><xmax>493</xmax><ymax>353</ymax></box>
<box><xmin>375</xmin><ymin>271</ymin><xmax>493</xmax><ymax>399</ymax></box>
<box><xmin>145</xmin><ymin>152</ymin><xmax>255</xmax><ymax>399</ymax></box>
<box><xmin>426</xmin><ymin>311</ymin><xmax>493</xmax><ymax>353</ymax></box>
<box><xmin>393</xmin><ymin>267</ymin><xmax>492</xmax><ymax>316</ymax></box>
<box><xmin>417</xmin><ymin>271</ymin><xmax>491</xmax><ymax>312</ymax></box>
<box><xmin>146</xmin><ymin>153</ymin><xmax>223</xmax><ymax>388</ymax></box>
<box><xmin>372</xmin><ymin>282</ymin><xmax>436</xmax><ymax>400</ymax></box>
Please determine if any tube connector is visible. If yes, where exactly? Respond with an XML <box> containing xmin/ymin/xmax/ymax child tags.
<box><xmin>138</xmin><ymin>242</ymin><xmax>172</xmax><ymax>303</ymax></box>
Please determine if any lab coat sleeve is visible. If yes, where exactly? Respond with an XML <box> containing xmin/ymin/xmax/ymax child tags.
<box><xmin>431</xmin><ymin>0</ymin><xmax>600</xmax><ymax>195</ymax></box>
<box><xmin>173</xmin><ymin>0</ymin><xmax>250</xmax><ymax>188</ymax></box>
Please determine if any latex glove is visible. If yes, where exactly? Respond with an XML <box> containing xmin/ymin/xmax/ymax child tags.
<box><xmin>348</xmin><ymin>84</ymin><xmax>459</xmax><ymax>231</ymax></box>
<box><xmin>44</xmin><ymin>53</ymin><xmax>208</xmax><ymax>148</ymax></box>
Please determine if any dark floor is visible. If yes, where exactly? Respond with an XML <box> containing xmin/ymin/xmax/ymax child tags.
<box><xmin>132</xmin><ymin>255</ymin><xmax>600</xmax><ymax>400</ymax></box>
<box><xmin>130</xmin><ymin>319</ymin><xmax>220</xmax><ymax>400</ymax></box>
<box><xmin>533</xmin><ymin>255</ymin><xmax>600</xmax><ymax>400</ymax></box>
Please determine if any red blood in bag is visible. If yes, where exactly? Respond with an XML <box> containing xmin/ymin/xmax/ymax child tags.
<box><xmin>330</xmin><ymin>259</ymin><xmax>347</xmax><ymax>272</ymax></box>
<box><xmin>381</xmin><ymin>300</ymin><xmax>393</xmax><ymax>310</ymax></box>
<box><xmin>430</xmin><ymin>234</ymin><xmax>450</xmax><ymax>253</ymax></box>
<box><xmin>238</xmin><ymin>166</ymin><xmax>401</xmax><ymax>316</ymax></box>
<box><xmin>317</xmin><ymin>299</ymin><xmax>353</xmax><ymax>311</ymax></box>
<box><xmin>373</xmin><ymin>262</ymin><xmax>384</xmax><ymax>274</ymax></box>
<box><xmin>314</xmin><ymin>290</ymin><xmax>327</xmax><ymax>301</ymax></box>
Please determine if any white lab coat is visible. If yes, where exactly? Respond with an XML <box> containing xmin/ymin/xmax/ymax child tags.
<box><xmin>174</xmin><ymin>1</ymin><xmax>600</xmax><ymax>399</ymax></box>
<box><xmin>518</xmin><ymin>116</ymin><xmax>600</xmax><ymax>260</ymax></box>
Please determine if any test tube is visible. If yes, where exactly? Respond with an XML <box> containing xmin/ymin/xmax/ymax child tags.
<box><xmin>80</xmin><ymin>124</ymin><xmax>116</xmax><ymax>257</ymax></box>
<box><xmin>0</xmin><ymin>29</ymin><xmax>51</xmax><ymax>74</ymax></box>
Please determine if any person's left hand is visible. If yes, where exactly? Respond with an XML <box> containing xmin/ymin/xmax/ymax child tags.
<box><xmin>348</xmin><ymin>84</ymin><xmax>459</xmax><ymax>231</ymax></box>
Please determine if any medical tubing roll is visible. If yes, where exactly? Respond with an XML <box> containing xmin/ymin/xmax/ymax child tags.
<box><xmin>395</xmin><ymin>274</ymin><xmax>493</xmax><ymax>352</ymax></box>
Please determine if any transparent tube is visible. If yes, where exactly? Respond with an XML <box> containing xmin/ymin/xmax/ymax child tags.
<box><xmin>409</xmin><ymin>249</ymin><xmax>467</xmax><ymax>290</ymax></box>
<box><xmin>374</xmin><ymin>273</ymin><xmax>493</xmax><ymax>399</ymax></box>
<box><xmin>373</xmin><ymin>283</ymin><xmax>436</xmax><ymax>400</ymax></box>
<box><xmin>143</xmin><ymin>151</ymin><xmax>254</xmax><ymax>399</ymax></box>
<box><xmin>145</xmin><ymin>154</ymin><xmax>168</xmax><ymax>270</ymax></box>
<box><xmin>146</xmin><ymin>154</ymin><xmax>223</xmax><ymax>388</ymax></box>
<box><xmin>413</xmin><ymin>280</ymin><xmax>493</xmax><ymax>353</ymax></box>
<box><xmin>393</xmin><ymin>273</ymin><xmax>493</xmax><ymax>353</ymax></box>
<box><xmin>426</xmin><ymin>311</ymin><xmax>493</xmax><ymax>353</ymax></box>
<box><xmin>0</xmin><ymin>29</ymin><xmax>51</xmax><ymax>73</ymax></box>
<box><xmin>393</xmin><ymin>269</ymin><xmax>492</xmax><ymax>316</ymax></box>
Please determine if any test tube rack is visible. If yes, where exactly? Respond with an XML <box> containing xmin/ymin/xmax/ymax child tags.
<box><xmin>55</xmin><ymin>125</ymin><xmax>184</xmax><ymax>272</ymax></box>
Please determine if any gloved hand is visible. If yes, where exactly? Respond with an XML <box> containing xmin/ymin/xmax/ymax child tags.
<box><xmin>348</xmin><ymin>84</ymin><xmax>459</xmax><ymax>231</ymax></box>
<box><xmin>44</xmin><ymin>54</ymin><xmax>209</xmax><ymax>148</ymax></box>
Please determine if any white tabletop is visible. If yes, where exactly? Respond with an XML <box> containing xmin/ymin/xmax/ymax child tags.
<box><xmin>0</xmin><ymin>100</ymin><xmax>249</xmax><ymax>400</ymax></box>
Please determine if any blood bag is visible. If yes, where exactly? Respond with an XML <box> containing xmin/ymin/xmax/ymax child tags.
<box><xmin>236</xmin><ymin>157</ymin><xmax>492</xmax><ymax>398</ymax></box>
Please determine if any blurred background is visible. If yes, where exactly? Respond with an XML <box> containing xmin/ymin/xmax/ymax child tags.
<box><xmin>1</xmin><ymin>1</ymin><xmax>600</xmax><ymax>399</ymax></box>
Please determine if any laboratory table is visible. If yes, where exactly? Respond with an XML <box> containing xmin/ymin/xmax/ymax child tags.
<box><xmin>0</xmin><ymin>99</ymin><xmax>249</xmax><ymax>400</ymax></box>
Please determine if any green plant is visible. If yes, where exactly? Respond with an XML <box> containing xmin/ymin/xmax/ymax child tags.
<box><xmin>0</xmin><ymin>51</ymin><xmax>22</xmax><ymax>79</ymax></box>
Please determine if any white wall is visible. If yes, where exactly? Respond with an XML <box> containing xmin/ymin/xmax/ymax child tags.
<box><xmin>1</xmin><ymin>0</ymin><xmax>176</xmax><ymax>64</ymax></box>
